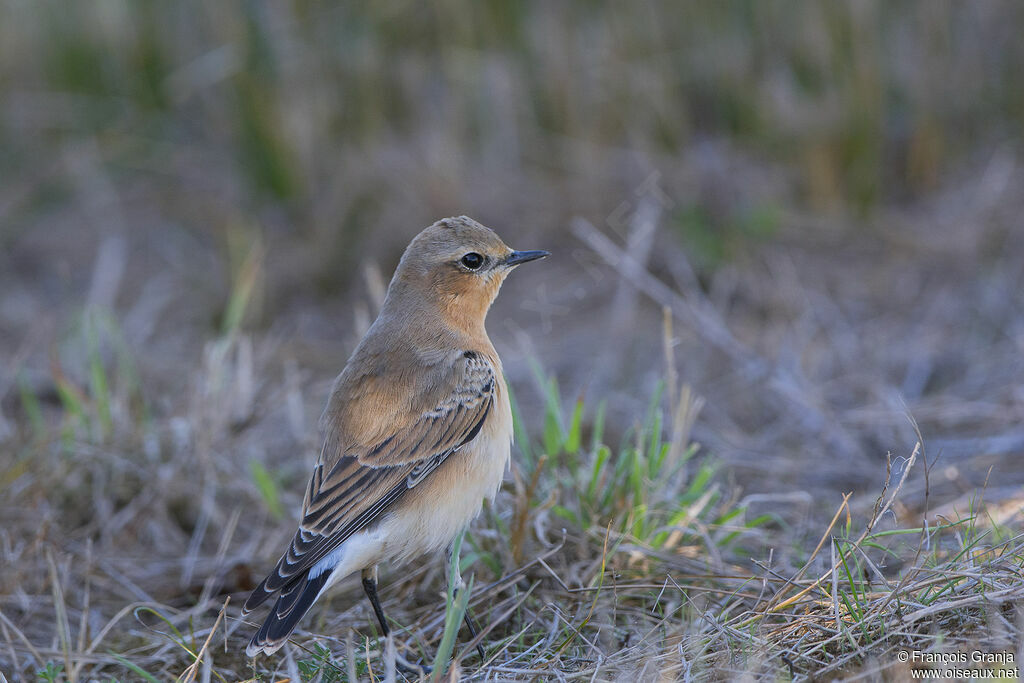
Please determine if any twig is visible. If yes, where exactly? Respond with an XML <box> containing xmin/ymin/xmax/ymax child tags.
<box><xmin>461</xmin><ymin>582</ymin><xmax>540</xmax><ymax>669</ymax></box>
<box><xmin>0</xmin><ymin>609</ymin><xmax>44</xmax><ymax>665</ymax></box>
<box><xmin>742</xmin><ymin>493</ymin><xmax>852</xmax><ymax>624</ymax></box>
<box><xmin>179</xmin><ymin>596</ymin><xmax>229</xmax><ymax>683</ymax></box>
<box><xmin>46</xmin><ymin>551</ymin><xmax>74</xmax><ymax>682</ymax></box>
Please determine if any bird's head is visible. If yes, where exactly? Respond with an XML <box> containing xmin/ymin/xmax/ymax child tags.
<box><xmin>387</xmin><ymin>216</ymin><xmax>549</xmax><ymax>331</ymax></box>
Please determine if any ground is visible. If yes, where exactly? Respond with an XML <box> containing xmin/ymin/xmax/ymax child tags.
<box><xmin>2</xmin><ymin>3</ymin><xmax>1024</xmax><ymax>681</ymax></box>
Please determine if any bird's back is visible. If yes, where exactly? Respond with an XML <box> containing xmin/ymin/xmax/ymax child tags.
<box><xmin>319</xmin><ymin>309</ymin><xmax>492</xmax><ymax>467</ymax></box>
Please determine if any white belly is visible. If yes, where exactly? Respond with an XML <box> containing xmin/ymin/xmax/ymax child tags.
<box><xmin>379</xmin><ymin>399</ymin><xmax>512</xmax><ymax>566</ymax></box>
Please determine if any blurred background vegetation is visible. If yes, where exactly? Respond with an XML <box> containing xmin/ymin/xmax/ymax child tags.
<box><xmin>3</xmin><ymin>1</ymin><xmax>1024</xmax><ymax>679</ymax></box>
<box><xmin>4</xmin><ymin>1</ymin><xmax>1023</xmax><ymax>250</ymax></box>
<box><xmin>4</xmin><ymin>0</ymin><xmax>1023</xmax><ymax>483</ymax></box>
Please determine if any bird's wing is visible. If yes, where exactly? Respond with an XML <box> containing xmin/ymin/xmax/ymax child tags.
<box><xmin>243</xmin><ymin>351</ymin><xmax>496</xmax><ymax>613</ymax></box>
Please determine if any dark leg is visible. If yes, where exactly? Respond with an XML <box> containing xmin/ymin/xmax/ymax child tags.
<box><xmin>361</xmin><ymin>566</ymin><xmax>429</xmax><ymax>675</ymax></box>
<box><xmin>457</xmin><ymin>589</ymin><xmax>487</xmax><ymax>661</ymax></box>
<box><xmin>361</xmin><ymin>566</ymin><xmax>390</xmax><ymax>636</ymax></box>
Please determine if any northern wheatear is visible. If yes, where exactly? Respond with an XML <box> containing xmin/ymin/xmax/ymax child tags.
<box><xmin>243</xmin><ymin>216</ymin><xmax>548</xmax><ymax>660</ymax></box>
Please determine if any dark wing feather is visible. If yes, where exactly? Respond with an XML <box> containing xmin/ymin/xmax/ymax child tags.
<box><xmin>243</xmin><ymin>353</ymin><xmax>495</xmax><ymax>614</ymax></box>
<box><xmin>247</xmin><ymin>569</ymin><xmax>332</xmax><ymax>655</ymax></box>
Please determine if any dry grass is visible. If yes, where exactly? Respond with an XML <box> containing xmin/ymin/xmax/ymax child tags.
<box><xmin>3</xmin><ymin>297</ymin><xmax>1022</xmax><ymax>680</ymax></box>
<box><xmin>3</xmin><ymin>2</ymin><xmax>1024</xmax><ymax>681</ymax></box>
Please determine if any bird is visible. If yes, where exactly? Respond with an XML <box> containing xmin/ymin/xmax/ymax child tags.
<box><xmin>243</xmin><ymin>216</ymin><xmax>549</xmax><ymax>661</ymax></box>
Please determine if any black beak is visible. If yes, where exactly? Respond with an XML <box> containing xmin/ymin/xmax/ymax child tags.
<box><xmin>504</xmin><ymin>250</ymin><xmax>550</xmax><ymax>266</ymax></box>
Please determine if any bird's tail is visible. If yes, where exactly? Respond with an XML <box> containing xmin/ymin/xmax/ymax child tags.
<box><xmin>245</xmin><ymin>569</ymin><xmax>332</xmax><ymax>657</ymax></box>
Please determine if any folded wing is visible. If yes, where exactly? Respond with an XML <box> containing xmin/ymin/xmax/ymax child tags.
<box><xmin>243</xmin><ymin>351</ymin><xmax>496</xmax><ymax>616</ymax></box>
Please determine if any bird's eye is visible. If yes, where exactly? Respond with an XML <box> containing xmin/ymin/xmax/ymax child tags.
<box><xmin>460</xmin><ymin>252</ymin><xmax>484</xmax><ymax>270</ymax></box>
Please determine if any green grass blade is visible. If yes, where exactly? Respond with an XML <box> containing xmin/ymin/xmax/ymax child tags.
<box><xmin>565</xmin><ymin>398</ymin><xmax>584</xmax><ymax>455</ymax></box>
<box><xmin>18</xmin><ymin>373</ymin><xmax>45</xmax><ymax>439</ymax></box>
<box><xmin>108</xmin><ymin>653</ymin><xmax>161</xmax><ymax>683</ymax></box>
<box><xmin>590</xmin><ymin>400</ymin><xmax>606</xmax><ymax>452</ymax></box>
<box><xmin>542</xmin><ymin>377</ymin><xmax>564</xmax><ymax>456</ymax></box>
<box><xmin>431</xmin><ymin>532</ymin><xmax>472</xmax><ymax>682</ymax></box>
<box><xmin>86</xmin><ymin>316</ymin><xmax>113</xmax><ymax>438</ymax></box>
<box><xmin>507</xmin><ymin>381</ymin><xmax>534</xmax><ymax>465</ymax></box>
<box><xmin>248</xmin><ymin>460</ymin><xmax>284</xmax><ymax>520</ymax></box>
<box><xmin>586</xmin><ymin>445</ymin><xmax>611</xmax><ymax>502</ymax></box>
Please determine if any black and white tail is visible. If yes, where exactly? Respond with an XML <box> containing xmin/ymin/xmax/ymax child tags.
<box><xmin>245</xmin><ymin>569</ymin><xmax>332</xmax><ymax>656</ymax></box>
